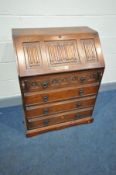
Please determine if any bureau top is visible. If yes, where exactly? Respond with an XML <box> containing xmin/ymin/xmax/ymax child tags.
<box><xmin>12</xmin><ymin>26</ymin><xmax>97</xmax><ymax>37</ymax></box>
<box><xmin>12</xmin><ymin>26</ymin><xmax>105</xmax><ymax>77</ymax></box>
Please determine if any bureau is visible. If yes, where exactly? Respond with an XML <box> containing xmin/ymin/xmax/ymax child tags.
<box><xmin>12</xmin><ymin>27</ymin><xmax>105</xmax><ymax>137</ymax></box>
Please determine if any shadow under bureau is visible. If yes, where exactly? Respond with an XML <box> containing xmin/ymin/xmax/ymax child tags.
<box><xmin>12</xmin><ymin>26</ymin><xmax>105</xmax><ymax>137</ymax></box>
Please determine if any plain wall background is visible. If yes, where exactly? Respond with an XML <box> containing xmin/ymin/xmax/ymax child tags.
<box><xmin>0</xmin><ymin>0</ymin><xmax>116</xmax><ymax>99</ymax></box>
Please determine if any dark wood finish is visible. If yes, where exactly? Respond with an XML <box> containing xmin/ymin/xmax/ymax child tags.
<box><xmin>24</xmin><ymin>83</ymin><xmax>99</xmax><ymax>106</ymax></box>
<box><xmin>12</xmin><ymin>27</ymin><xmax>104</xmax><ymax>77</ymax></box>
<box><xmin>27</xmin><ymin>107</ymin><xmax>93</xmax><ymax>129</ymax></box>
<box><xmin>25</xmin><ymin>94</ymin><xmax>96</xmax><ymax>118</ymax></box>
<box><xmin>12</xmin><ymin>27</ymin><xmax>105</xmax><ymax>137</ymax></box>
<box><xmin>26</xmin><ymin>117</ymin><xmax>94</xmax><ymax>137</ymax></box>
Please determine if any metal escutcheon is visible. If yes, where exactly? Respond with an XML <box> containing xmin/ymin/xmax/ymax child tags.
<box><xmin>43</xmin><ymin>108</ymin><xmax>49</xmax><ymax>114</ymax></box>
<box><xmin>79</xmin><ymin>89</ymin><xmax>84</xmax><ymax>96</ymax></box>
<box><xmin>43</xmin><ymin>119</ymin><xmax>49</xmax><ymax>126</ymax></box>
<box><xmin>76</xmin><ymin>102</ymin><xmax>81</xmax><ymax>108</ymax></box>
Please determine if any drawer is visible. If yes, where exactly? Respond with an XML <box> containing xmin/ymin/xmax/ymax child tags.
<box><xmin>21</xmin><ymin>69</ymin><xmax>103</xmax><ymax>93</ymax></box>
<box><xmin>24</xmin><ymin>83</ymin><xmax>99</xmax><ymax>106</ymax></box>
<box><xmin>27</xmin><ymin>107</ymin><xmax>93</xmax><ymax>130</ymax></box>
<box><xmin>25</xmin><ymin>96</ymin><xmax>96</xmax><ymax>119</ymax></box>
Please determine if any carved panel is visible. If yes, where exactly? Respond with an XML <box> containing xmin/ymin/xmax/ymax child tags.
<box><xmin>45</xmin><ymin>40</ymin><xmax>80</xmax><ymax>66</ymax></box>
<box><xmin>23</xmin><ymin>42</ymin><xmax>42</xmax><ymax>69</ymax></box>
<box><xmin>81</xmin><ymin>39</ymin><xmax>98</xmax><ymax>62</ymax></box>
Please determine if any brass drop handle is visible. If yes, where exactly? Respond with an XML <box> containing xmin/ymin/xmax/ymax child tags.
<box><xmin>43</xmin><ymin>96</ymin><xmax>48</xmax><ymax>102</ymax></box>
<box><xmin>43</xmin><ymin>108</ymin><xmax>49</xmax><ymax>114</ymax></box>
<box><xmin>43</xmin><ymin>119</ymin><xmax>49</xmax><ymax>126</ymax></box>
<box><xmin>76</xmin><ymin>102</ymin><xmax>81</xmax><ymax>108</ymax></box>
<box><xmin>42</xmin><ymin>81</ymin><xmax>49</xmax><ymax>88</ymax></box>
<box><xmin>79</xmin><ymin>89</ymin><xmax>84</xmax><ymax>96</ymax></box>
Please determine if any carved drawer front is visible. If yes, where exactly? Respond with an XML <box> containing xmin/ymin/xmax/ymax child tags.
<box><xmin>25</xmin><ymin>96</ymin><xmax>96</xmax><ymax>119</ymax></box>
<box><xmin>21</xmin><ymin>69</ymin><xmax>103</xmax><ymax>93</ymax></box>
<box><xmin>27</xmin><ymin>107</ymin><xmax>93</xmax><ymax>130</ymax></box>
<box><xmin>24</xmin><ymin>83</ymin><xmax>99</xmax><ymax>106</ymax></box>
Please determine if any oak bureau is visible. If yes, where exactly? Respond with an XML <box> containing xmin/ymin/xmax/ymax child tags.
<box><xmin>12</xmin><ymin>27</ymin><xmax>105</xmax><ymax>137</ymax></box>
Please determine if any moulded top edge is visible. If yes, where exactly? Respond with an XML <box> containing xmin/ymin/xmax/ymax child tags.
<box><xmin>12</xmin><ymin>26</ymin><xmax>98</xmax><ymax>37</ymax></box>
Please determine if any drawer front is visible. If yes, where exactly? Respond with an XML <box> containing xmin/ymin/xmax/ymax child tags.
<box><xmin>21</xmin><ymin>69</ymin><xmax>103</xmax><ymax>93</ymax></box>
<box><xmin>25</xmin><ymin>96</ymin><xmax>96</xmax><ymax>118</ymax></box>
<box><xmin>27</xmin><ymin>107</ymin><xmax>93</xmax><ymax>130</ymax></box>
<box><xmin>24</xmin><ymin>83</ymin><xmax>99</xmax><ymax>106</ymax></box>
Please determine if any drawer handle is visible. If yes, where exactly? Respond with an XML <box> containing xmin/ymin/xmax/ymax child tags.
<box><xmin>43</xmin><ymin>108</ymin><xmax>49</xmax><ymax>114</ymax></box>
<box><xmin>42</xmin><ymin>81</ymin><xmax>49</xmax><ymax>88</ymax></box>
<box><xmin>76</xmin><ymin>102</ymin><xmax>81</xmax><ymax>108</ymax></box>
<box><xmin>43</xmin><ymin>119</ymin><xmax>49</xmax><ymax>126</ymax></box>
<box><xmin>80</xmin><ymin>77</ymin><xmax>86</xmax><ymax>82</ymax></box>
<box><xmin>79</xmin><ymin>89</ymin><xmax>84</xmax><ymax>96</ymax></box>
<box><xmin>75</xmin><ymin>114</ymin><xmax>81</xmax><ymax>119</ymax></box>
<box><xmin>43</xmin><ymin>96</ymin><xmax>48</xmax><ymax>102</ymax></box>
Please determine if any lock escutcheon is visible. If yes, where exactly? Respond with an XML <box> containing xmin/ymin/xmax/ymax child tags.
<box><xmin>76</xmin><ymin>102</ymin><xmax>81</xmax><ymax>108</ymax></box>
<box><xmin>43</xmin><ymin>108</ymin><xmax>49</xmax><ymax>114</ymax></box>
<box><xmin>43</xmin><ymin>119</ymin><xmax>49</xmax><ymax>126</ymax></box>
<box><xmin>79</xmin><ymin>88</ymin><xmax>84</xmax><ymax>96</ymax></box>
